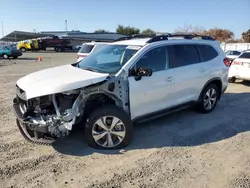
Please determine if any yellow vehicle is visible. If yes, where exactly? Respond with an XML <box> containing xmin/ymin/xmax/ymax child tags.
<box><xmin>17</xmin><ymin>39</ymin><xmax>39</xmax><ymax>52</ymax></box>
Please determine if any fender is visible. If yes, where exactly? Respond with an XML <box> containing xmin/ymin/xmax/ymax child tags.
<box><xmin>198</xmin><ymin>77</ymin><xmax>223</xmax><ymax>101</ymax></box>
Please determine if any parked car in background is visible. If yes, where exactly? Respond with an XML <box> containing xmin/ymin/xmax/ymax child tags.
<box><xmin>228</xmin><ymin>50</ymin><xmax>250</xmax><ymax>83</ymax></box>
<box><xmin>225</xmin><ymin>50</ymin><xmax>241</xmax><ymax>61</ymax></box>
<box><xmin>0</xmin><ymin>46</ymin><xmax>22</xmax><ymax>59</ymax></box>
<box><xmin>77</xmin><ymin>42</ymin><xmax>109</xmax><ymax>62</ymax></box>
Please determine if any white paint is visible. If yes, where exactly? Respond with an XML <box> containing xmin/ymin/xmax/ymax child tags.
<box><xmin>16</xmin><ymin>64</ymin><xmax>108</xmax><ymax>99</ymax></box>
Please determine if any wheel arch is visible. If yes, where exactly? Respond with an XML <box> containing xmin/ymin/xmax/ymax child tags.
<box><xmin>199</xmin><ymin>77</ymin><xmax>223</xmax><ymax>100</ymax></box>
<box><xmin>83</xmin><ymin>92</ymin><xmax>124</xmax><ymax>118</ymax></box>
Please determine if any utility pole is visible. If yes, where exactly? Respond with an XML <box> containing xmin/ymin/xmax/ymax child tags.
<box><xmin>1</xmin><ymin>21</ymin><xmax>4</xmax><ymax>37</ymax></box>
<box><xmin>65</xmin><ymin>19</ymin><xmax>68</xmax><ymax>33</ymax></box>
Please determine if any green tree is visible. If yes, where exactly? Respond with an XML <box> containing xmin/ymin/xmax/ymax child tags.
<box><xmin>116</xmin><ymin>25</ymin><xmax>140</xmax><ymax>35</ymax></box>
<box><xmin>242</xmin><ymin>29</ymin><xmax>250</xmax><ymax>42</ymax></box>
<box><xmin>141</xmin><ymin>29</ymin><xmax>156</xmax><ymax>36</ymax></box>
<box><xmin>94</xmin><ymin>29</ymin><xmax>110</xmax><ymax>33</ymax></box>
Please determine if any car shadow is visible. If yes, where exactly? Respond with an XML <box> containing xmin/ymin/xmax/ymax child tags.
<box><xmin>52</xmin><ymin>92</ymin><xmax>250</xmax><ymax>156</ymax></box>
<box><xmin>233</xmin><ymin>80</ymin><xmax>250</xmax><ymax>87</ymax></box>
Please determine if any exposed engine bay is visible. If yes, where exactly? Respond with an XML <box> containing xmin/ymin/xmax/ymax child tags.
<box><xmin>13</xmin><ymin>75</ymin><xmax>128</xmax><ymax>144</ymax></box>
<box><xmin>13</xmin><ymin>90</ymin><xmax>83</xmax><ymax>143</ymax></box>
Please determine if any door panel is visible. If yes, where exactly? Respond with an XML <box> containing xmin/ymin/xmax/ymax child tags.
<box><xmin>170</xmin><ymin>44</ymin><xmax>210</xmax><ymax>104</ymax></box>
<box><xmin>173</xmin><ymin>62</ymin><xmax>209</xmax><ymax>104</ymax></box>
<box><xmin>128</xmin><ymin>69</ymin><xmax>175</xmax><ymax>120</ymax></box>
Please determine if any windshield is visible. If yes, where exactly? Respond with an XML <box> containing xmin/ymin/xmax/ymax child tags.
<box><xmin>79</xmin><ymin>44</ymin><xmax>94</xmax><ymax>53</ymax></box>
<box><xmin>78</xmin><ymin>44</ymin><xmax>141</xmax><ymax>74</ymax></box>
<box><xmin>239</xmin><ymin>52</ymin><xmax>250</xmax><ymax>59</ymax></box>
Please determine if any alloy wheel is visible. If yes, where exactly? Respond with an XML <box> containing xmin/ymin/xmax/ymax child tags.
<box><xmin>92</xmin><ymin>116</ymin><xmax>126</xmax><ymax>148</ymax></box>
<box><xmin>204</xmin><ymin>88</ymin><xmax>217</xmax><ymax>110</ymax></box>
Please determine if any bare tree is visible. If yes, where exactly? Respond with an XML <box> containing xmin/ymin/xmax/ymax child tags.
<box><xmin>174</xmin><ymin>24</ymin><xmax>206</xmax><ymax>34</ymax></box>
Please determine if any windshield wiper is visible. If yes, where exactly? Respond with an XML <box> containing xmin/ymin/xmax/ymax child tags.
<box><xmin>82</xmin><ymin>67</ymin><xmax>99</xmax><ymax>72</ymax></box>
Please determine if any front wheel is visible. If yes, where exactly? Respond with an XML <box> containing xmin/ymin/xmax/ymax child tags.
<box><xmin>3</xmin><ymin>54</ymin><xmax>9</xmax><ymax>59</ymax></box>
<box><xmin>196</xmin><ymin>84</ymin><xmax>219</xmax><ymax>113</ymax></box>
<box><xmin>84</xmin><ymin>105</ymin><xmax>133</xmax><ymax>149</ymax></box>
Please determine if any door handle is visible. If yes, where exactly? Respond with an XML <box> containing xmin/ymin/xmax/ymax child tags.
<box><xmin>165</xmin><ymin>77</ymin><xmax>173</xmax><ymax>82</ymax></box>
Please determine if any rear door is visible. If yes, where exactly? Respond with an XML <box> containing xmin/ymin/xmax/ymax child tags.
<box><xmin>170</xmin><ymin>44</ymin><xmax>210</xmax><ymax>104</ymax></box>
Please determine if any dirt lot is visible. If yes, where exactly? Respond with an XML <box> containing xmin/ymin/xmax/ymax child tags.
<box><xmin>1</xmin><ymin>52</ymin><xmax>250</xmax><ymax>188</ymax></box>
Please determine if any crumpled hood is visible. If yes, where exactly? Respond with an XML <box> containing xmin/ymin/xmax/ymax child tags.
<box><xmin>16</xmin><ymin>64</ymin><xmax>109</xmax><ymax>99</ymax></box>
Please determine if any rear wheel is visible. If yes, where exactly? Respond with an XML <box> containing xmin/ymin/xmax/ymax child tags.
<box><xmin>20</xmin><ymin>47</ymin><xmax>26</xmax><ymax>52</ymax></box>
<box><xmin>228</xmin><ymin>77</ymin><xmax>236</xmax><ymax>83</ymax></box>
<box><xmin>196</xmin><ymin>84</ymin><xmax>219</xmax><ymax>113</ymax></box>
<box><xmin>84</xmin><ymin>105</ymin><xmax>133</xmax><ymax>149</ymax></box>
<box><xmin>13</xmin><ymin>56</ymin><xmax>18</xmax><ymax>59</ymax></box>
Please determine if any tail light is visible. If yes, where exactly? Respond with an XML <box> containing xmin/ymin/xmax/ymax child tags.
<box><xmin>79</xmin><ymin>55</ymin><xmax>87</xmax><ymax>58</ymax></box>
<box><xmin>223</xmin><ymin>57</ymin><xmax>231</xmax><ymax>67</ymax></box>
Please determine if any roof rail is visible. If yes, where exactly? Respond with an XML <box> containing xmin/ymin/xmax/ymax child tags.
<box><xmin>146</xmin><ymin>33</ymin><xmax>215</xmax><ymax>43</ymax></box>
<box><xmin>114</xmin><ymin>33</ymin><xmax>156</xmax><ymax>42</ymax></box>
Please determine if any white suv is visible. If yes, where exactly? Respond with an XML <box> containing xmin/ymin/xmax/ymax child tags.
<box><xmin>77</xmin><ymin>42</ymin><xmax>109</xmax><ymax>62</ymax></box>
<box><xmin>12</xmin><ymin>33</ymin><xmax>229</xmax><ymax>149</ymax></box>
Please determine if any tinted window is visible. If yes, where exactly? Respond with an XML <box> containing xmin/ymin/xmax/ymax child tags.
<box><xmin>79</xmin><ymin>44</ymin><xmax>94</xmax><ymax>53</ymax></box>
<box><xmin>232</xmin><ymin>51</ymin><xmax>241</xmax><ymax>55</ymax></box>
<box><xmin>136</xmin><ymin>46</ymin><xmax>170</xmax><ymax>72</ymax></box>
<box><xmin>172</xmin><ymin>44</ymin><xmax>200</xmax><ymax>67</ymax></box>
<box><xmin>239</xmin><ymin>52</ymin><xmax>250</xmax><ymax>59</ymax></box>
<box><xmin>198</xmin><ymin>45</ymin><xmax>218</xmax><ymax>62</ymax></box>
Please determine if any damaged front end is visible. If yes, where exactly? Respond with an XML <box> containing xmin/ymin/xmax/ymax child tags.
<box><xmin>13</xmin><ymin>86</ymin><xmax>84</xmax><ymax>145</ymax></box>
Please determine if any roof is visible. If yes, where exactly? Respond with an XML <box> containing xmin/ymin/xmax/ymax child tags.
<box><xmin>112</xmin><ymin>37</ymin><xmax>219</xmax><ymax>46</ymax></box>
<box><xmin>85</xmin><ymin>41</ymin><xmax>110</xmax><ymax>45</ymax></box>
<box><xmin>0</xmin><ymin>31</ymin><xmax>53</xmax><ymax>42</ymax></box>
<box><xmin>113</xmin><ymin>38</ymin><xmax>151</xmax><ymax>46</ymax></box>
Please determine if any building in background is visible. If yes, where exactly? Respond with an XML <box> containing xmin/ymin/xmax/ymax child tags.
<box><xmin>0</xmin><ymin>30</ymin><xmax>128</xmax><ymax>45</ymax></box>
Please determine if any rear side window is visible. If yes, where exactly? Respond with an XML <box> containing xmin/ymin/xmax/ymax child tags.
<box><xmin>172</xmin><ymin>44</ymin><xmax>200</xmax><ymax>67</ymax></box>
<box><xmin>238</xmin><ymin>52</ymin><xmax>250</xmax><ymax>59</ymax></box>
<box><xmin>233</xmin><ymin>51</ymin><xmax>241</xmax><ymax>55</ymax></box>
<box><xmin>198</xmin><ymin>45</ymin><xmax>218</xmax><ymax>62</ymax></box>
<box><xmin>79</xmin><ymin>44</ymin><xmax>94</xmax><ymax>53</ymax></box>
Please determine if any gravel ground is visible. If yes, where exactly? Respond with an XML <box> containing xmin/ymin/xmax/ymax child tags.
<box><xmin>1</xmin><ymin>52</ymin><xmax>250</xmax><ymax>188</ymax></box>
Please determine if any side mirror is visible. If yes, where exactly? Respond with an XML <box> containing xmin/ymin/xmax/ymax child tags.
<box><xmin>130</xmin><ymin>67</ymin><xmax>153</xmax><ymax>81</ymax></box>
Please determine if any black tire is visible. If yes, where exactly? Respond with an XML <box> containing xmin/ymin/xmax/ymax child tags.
<box><xmin>228</xmin><ymin>77</ymin><xmax>236</xmax><ymax>83</ymax></box>
<box><xmin>20</xmin><ymin>47</ymin><xmax>26</xmax><ymax>52</ymax></box>
<box><xmin>13</xmin><ymin>56</ymin><xmax>18</xmax><ymax>59</ymax></box>
<box><xmin>196</xmin><ymin>84</ymin><xmax>220</xmax><ymax>113</ymax></box>
<box><xmin>84</xmin><ymin>105</ymin><xmax>133</xmax><ymax>150</ymax></box>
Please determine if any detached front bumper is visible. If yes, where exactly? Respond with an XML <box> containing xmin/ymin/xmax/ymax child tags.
<box><xmin>12</xmin><ymin>97</ymin><xmax>55</xmax><ymax>145</ymax></box>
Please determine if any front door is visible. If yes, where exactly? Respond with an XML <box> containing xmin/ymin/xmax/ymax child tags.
<box><xmin>128</xmin><ymin>45</ymin><xmax>176</xmax><ymax>120</ymax></box>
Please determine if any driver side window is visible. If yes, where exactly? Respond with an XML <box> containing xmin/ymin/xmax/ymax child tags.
<box><xmin>135</xmin><ymin>46</ymin><xmax>170</xmax><ymax>72</ymax></box>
